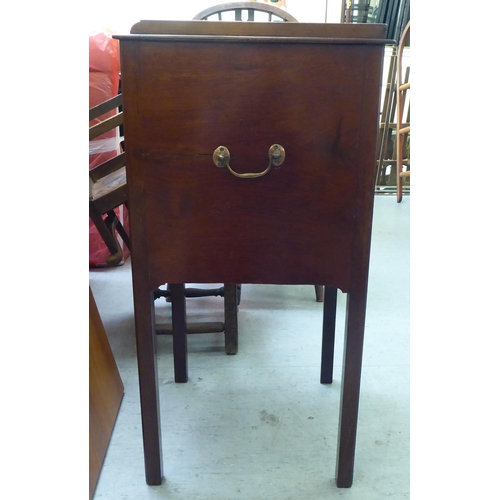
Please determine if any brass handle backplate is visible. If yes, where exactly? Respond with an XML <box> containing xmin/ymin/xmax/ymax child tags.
<box><xmin>213</xmin><ymin>144</ymin><xmax>285</xmax><ymax>178</ymax></box>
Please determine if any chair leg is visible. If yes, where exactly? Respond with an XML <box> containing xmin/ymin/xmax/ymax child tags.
<box><xmin>320</xmin><ymin>286</ymin><xmax>337</xmax><ymax>384</ymax></box>
<box><xmin>315</xmin><ymin>285</ymin><xmax>325</xmax><ymax>302</ymax></box>
<box><xmin>115</xmin><ymin>215</ymin><xmax>131</xmax><ymax>251</ymax></box>
<box><xmin>336</xmin><ymin>289</ymin><xmax>368</xmax><ymax>488</ymax></box>
<box><xmin>89</xmin><ymin>204</ymin><xmax>122</xmax><ymax>265</ymax></box>
<box><xmin>223</xmin><ymin>284</ymin><xmax>238</xmax><ymax>354</ymax></box>
<box><xmin>171</xmin><ymin>284</ymin><xmax>188</xmax><ymax>383</ymax></box>
<box><xmin>396</xmin><ymin>157</ymin><xmax>403</xmax><ymax>203</ymax></box>
<box><xmin>104</xmin><ymin>212</ymin><xmax>123</xmax><ymax>266</ymax></box>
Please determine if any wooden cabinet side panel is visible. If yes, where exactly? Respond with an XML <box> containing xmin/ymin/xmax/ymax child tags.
<box><xmin>89</xmin><ymin>288</ymin><xmax>124</xmax><ymax>499</ymax></box>
<box><xmin>120</xmin><ymin>41</ymin><xmax>384</xmax><ymax>290</ymax></box>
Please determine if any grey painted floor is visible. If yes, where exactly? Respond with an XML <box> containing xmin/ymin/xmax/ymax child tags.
<box><xmin>90</xmin><ymin>194</ymin><xmax>410</xmax><ymax>500</ymax></box>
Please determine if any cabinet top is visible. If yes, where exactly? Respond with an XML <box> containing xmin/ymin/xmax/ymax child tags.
<box><xmin>114</xmin><ymin>20</ymin><xmax>391</xmax><ymax>45</ymax></box>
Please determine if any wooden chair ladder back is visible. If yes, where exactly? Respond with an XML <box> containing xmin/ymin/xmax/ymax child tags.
<box><xmin>193</xmin><ymin>1</ymin><xmax>298</xmax><ymax>22</ymax></box>
<box><xmin>89</xmin><ymin>94</ymin><xmax>130</xmax><ymax>266</ymax></box>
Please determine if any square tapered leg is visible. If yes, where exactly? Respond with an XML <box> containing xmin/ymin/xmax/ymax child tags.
<box><xmin>336</xmin><ymin>289</ymin><xmax>368</xmax><ymax>487</ymax></box>
<box><xmin>134</xmin><ymin>289</ymin><xmax>163</xmax><ymax>485</ymax></box>
<box><xmin>171</xmin><ymin>284</ymin><xmax>188</xmax><ymax>383</ymax></box>
<box><xmin>320</xmin><ymin>286</ymin><xmax>337</xmax><ymax>384</ymax></box>
<box><xmin>224</xmin><ymin>284</ymin><xmax>238</xmax><ymax>355</ymax></box>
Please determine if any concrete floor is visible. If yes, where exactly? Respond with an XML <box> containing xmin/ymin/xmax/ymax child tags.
<box><xmin>89</xmin><ymin>194</ymin><xmax>410</xmax><ymax>500</ymax></box>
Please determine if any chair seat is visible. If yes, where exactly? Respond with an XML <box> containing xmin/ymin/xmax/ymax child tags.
<box><xmin>90</xmin><ymin>166</ymin><xmax>127</xmax><ymax>212</ymax></box>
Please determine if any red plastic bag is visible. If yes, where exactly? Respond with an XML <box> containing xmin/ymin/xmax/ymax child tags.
<box><xmin>89</xmin><ymin>31</ymin><xmax>130</xmax><ymax>267</ymax></box>
<box><xmin>89</xmin><ymin>30</ymin><xmax>120</xmax><ymax>93</ymax></box>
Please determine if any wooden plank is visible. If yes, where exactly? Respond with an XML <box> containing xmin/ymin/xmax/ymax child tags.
<box><xmin>89</xmin><ymin>287</ymin><xmax>124</xmax><ymax>499</ymax></box>
<box><xmin>156</xmin><ymin>322</ymin><xmax>224</xmax><ymax>334</ymax></box>
<box><xmin>129</xmin><ymin>20</ymin><xmax>389</xmax><ymax>40</ymax></box>
<box><xmin>89</xmin><ymin>94</ymin><xmax>123</xmax><ymax>121</ymax></box>
<box><xmin>117</xmin><ymin>33</ymin><xmax>391</xmax><ymax>45</ymax></box>
<box><xmin>90</xmin><ymin>113</ymin><xmax>123</xmax><ymax>141</ymax></box>
<box><xmin>89</xmin><ymin>153</ymin><xmax>126</xmax><ymax>183</ymax></box>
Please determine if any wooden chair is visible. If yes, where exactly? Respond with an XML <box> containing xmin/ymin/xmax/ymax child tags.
<box><xmin>89</xmin><ymin>94</ymin><xmax>130</xmax><ymax>266</ymax></box>
<box><xmin>193</xmin><ymin>1</ymin><xmax>298</xmax><ymax>22</ymax></box>
<box><xmin>396</xmin><ymin>21</ymin><xmax>410</xmax><ymax>203</ymax></box>
<box><xmin>193</xmin><ymin>1</ymin><xmax>324</xmax><ymax>302</ymax></box>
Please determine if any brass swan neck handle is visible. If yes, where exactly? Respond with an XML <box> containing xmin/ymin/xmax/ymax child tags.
<box><xmin>213</xmin><ymin>145</ymin><xmax>285</xmax><ymax>178</ymax></box>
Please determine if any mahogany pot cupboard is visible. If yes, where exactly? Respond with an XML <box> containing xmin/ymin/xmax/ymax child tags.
<box><xmin>114</xmin><ymin>20</ymin><xmax>389</xmax><ymax>490</ymax></box>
